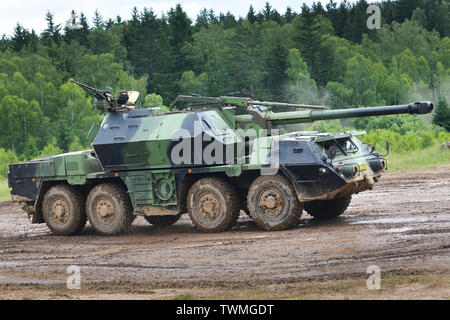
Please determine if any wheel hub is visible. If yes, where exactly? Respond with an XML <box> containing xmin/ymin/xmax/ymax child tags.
<box><xmin>198</xmin><ymin>193</ymin><xmax>220</xmax><ymax>220</ymax></box>
<box><xmin>51</xmin><ymin>199</ymin><xmax>70</xmax><ymax>224</ymax></box>
<box><xmin>96</xmin><ymin>198</ymin><xmax>115</xmax><ymax>224</ymax></box>
<box><xmin>258</xmin><ymin>189</ymin><xmax>284</xmax><ymax>217</ymax></box>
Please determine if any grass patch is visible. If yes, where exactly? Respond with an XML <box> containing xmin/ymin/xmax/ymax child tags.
<box><xmin>387</xmin><ymin>145</ymin><xmax>450</xmax><ymax>172</ymax></box>
<box><xmin>0</xmin><ymin>178</ymin><xmax>10</xmax><ymax>202</ymax></box>
<box><xmin>382</xmin><ymin>274</ymin><xmax>444</xmax><ymax>289</ymax></box>
<box><xmin>174</xmin><ymin>293</ymin><xmax>195</xmax><ymax>300</ymax></box>
<box><xmin>0</xmin><ymin>273</ymin><xmax>447</xmax><ymax>299</ymax></box>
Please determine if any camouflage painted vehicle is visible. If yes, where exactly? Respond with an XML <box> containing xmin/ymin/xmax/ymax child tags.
<box><xmin>7</xmin><ymin>83</ymin><xmax>434</xmax><ymax>235</ymax></box>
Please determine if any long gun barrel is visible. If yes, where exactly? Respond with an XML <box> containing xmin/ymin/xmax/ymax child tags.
<box><xmin>257</xmin><ymin>102</ymin><xmax>434</xmax><ymax>125</ymax></box>
<box><xmin>170</xmin><ymin>95</ymin><xmax>433</xmax><ymax>128</ymax></box>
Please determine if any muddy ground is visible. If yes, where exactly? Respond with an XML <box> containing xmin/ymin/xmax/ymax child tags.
<box><xmin>0</xmin><ymin>166</ymin><xmax>449</xmax><ymax>300</ymax></box>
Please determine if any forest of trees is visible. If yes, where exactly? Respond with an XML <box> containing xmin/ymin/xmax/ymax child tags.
<box><xmin>0</xmin><ymin>0</ymin><xmax>449</xmax><ymax>174</ymax></box>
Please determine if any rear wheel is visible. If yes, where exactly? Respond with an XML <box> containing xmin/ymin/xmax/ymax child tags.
<box><xmin>144</xmin><ymin>214</ymin><xmax>181</xmax><ymax>227</ymax></box>
<box><xmin>187</xmin><ymin>177</ymin><xmax>239</xmax><ymax>232</ymax></box>
<box><xmin>42</xmin><ymin>185</ymin><xmax>86</xmax><ymax>236</ymax></box>
<box><xmin>247</xmin><ymin>175</ymin><xmax>302</xmax><ymax>231</ymax></box>
<box><xmin>86</xmin><ymin>183</ymin><xmax>133</xmax><ymax>235</ymax></box>
<box><xmin>304</xmin><ymin>195</ymin><xmax>352</xmax><ymax>220</ymax></box>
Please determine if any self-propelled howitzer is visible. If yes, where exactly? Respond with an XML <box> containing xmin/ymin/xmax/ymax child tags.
<box><xmin>8</xmin><ymin>92</ymin><xmax>434</xmax><ymax>235</ymax></box>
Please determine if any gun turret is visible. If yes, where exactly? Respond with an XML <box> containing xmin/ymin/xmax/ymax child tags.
<box><xmin>170</xmin><ymin>95</ymin><xmax>433</xmax><ymax>130</ymax></box>
<box><xmin>70</xmin><ymin>80</ymin><xmax>118</xmax><ymax>112</ymax></box>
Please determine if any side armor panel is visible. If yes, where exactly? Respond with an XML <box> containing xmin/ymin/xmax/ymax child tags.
<box><xmin>122</xmin><ymin>171</ymin><xmax>178</xmax><ymax>215</ymax></box>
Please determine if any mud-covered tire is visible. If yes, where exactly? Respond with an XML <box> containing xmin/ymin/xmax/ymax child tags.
<box><xmin>86</xmin><ymin>183</ymin><xmax>133</xmax><ymax>235</ymax></box>
<box><xmin>187</xmin><ymin>177</ymin><xmax>239</xmax><ymax>233</ymax></box>
<box><xmin>247</xmin><ymin>175</ymin><xmax>302</xmax><ymax>231</ymax></box>
<box><xmin>304</xmin><ymin>195</ymin><xmax>352</xmax><ymax>220</ymax></box>
<box><xmin>144</xmin><ymin>214</ymin><xmax>181</xmax><ymax>227</ymax></box>
<box><xmin>42</xmin><ymin>185</ymin><xmax>87</xmax><ymax>236</ymax></box>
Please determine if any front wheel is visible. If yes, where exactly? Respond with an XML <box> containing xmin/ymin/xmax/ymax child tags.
<box><xmin>187</xmin><ymin>177</ymin><xmax>239</xmax><ymax>232</ymax></box>
<box><xmin>247</xmin><ymin>175</ymin><xmax>302</xmax><ymax>231</ymax></box>
<box><xmin>86</xmin><ymin>183</ymin><xmax>134</xmax><ymax>235</ymax></box>
<box><xmin>304</xmin><ymin>195</ymin><xmax>352</xmax><ymax>220</ymax></box>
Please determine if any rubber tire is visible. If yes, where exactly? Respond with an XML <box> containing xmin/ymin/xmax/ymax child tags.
<box><xmin>86</xmin><ymin>183</ymin><xmax>133</xmax><ymax>235</ymax></box>
<box><xmin>247</xmin><ymin>175</ymin><xmax>302</xmax><ymax>231</ymax></box>
<box><xmin>304</xmin><ymin>195</ymin><xmax>352</xmax><ymax>220</ymax></box>
<box><xmin>42</xmin><ymin>185</ymin><xmax>87</xmax><ymax>236</ymax></box>
<box><xmin>144</xmin><ymin>214</ymin><xmax>181</xmax><ymax>227</ymax></box>
<box><xmin>187</xmin><ymin>177</ymin><xmax>239</xmax><ymax>233</ymax></box>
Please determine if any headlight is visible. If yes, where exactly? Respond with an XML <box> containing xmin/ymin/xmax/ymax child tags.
<box><xmin>336</xmin><ymin>165</ymin><xmax>358</xmax><ymax>178</ymax></box>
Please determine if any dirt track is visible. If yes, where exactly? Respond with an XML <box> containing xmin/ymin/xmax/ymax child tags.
<box><xmin>0</xmin><ymin>166</ymin><xmax>449</xmax><ymax>299</ymax></box>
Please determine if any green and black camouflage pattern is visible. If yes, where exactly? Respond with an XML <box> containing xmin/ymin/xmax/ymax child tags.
<box><xmin>7</xmin><ymin>92</ymin><xmax>434</xmax><ymax>223</ymax></box>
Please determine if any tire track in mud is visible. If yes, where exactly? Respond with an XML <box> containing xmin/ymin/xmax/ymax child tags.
<box><xmin>0</xmin><ymin>167</ymin><xmax>449</xmax><ymax>288</ymax></box>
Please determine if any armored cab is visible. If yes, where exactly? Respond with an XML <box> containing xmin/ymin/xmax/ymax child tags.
<box><xmin>8</xmin><ymin>83</ymin><xmax>434</xmax><ymax>235</ymax></box>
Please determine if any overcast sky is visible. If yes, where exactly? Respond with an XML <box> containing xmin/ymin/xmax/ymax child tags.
<box><xmin>1</xmin><ymin>0</ymin><xmax>358</xmax><ymax>36</ymax></box>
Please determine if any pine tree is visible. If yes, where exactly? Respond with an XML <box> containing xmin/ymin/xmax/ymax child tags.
<box><xmin>24</xmin><ymin>30</ymin><xmax>39</xmax><ymax>53</ymax></box>
<box><xmin>433</xmin><ymin>97</ymin><xmax>450</xmax><ymax>131</ymax></box>
<box><xmin>262</xmin><ymin>2</ymin><xmax>273</xmax><ymax>21</ymax></box>
<box><xmin>79</xmin><ymin>13</ymin><xmax>90</xmax><ymax>45</ymax></box>
<box><xmin>42</xmin><ymin>11</ymin><xmax>61</xmax><ymax>45</ymax></box>
<box><xmin>167</xmin><ymin>4</ymin><xmax>193</xmax><ymax>73</ymax></box>
<box><xmin>284</xmin><ymin>7</ymin><xmax>295</xmax><ymax>23</ymax></box>
<box><xmin>294</xmin><ymin>6</ymin><xmax>335</xmax><ymax>86</ymax></box>
<box><xmin>93</xmin><ymin>9</ymin><xmax>104</xmax><ymax>29</ymax></box>
<box><xmin>335</xmin><ymin>1</ymin><xmax>350</xmax><ymax>38</ymax></box>
<box><xmin>247</xmin><ymin>5</ymin><xmax>257</xmax><ymax>24</ymax></box>
<box><xmin>311</xmin><ymin>1</ymin><xmax>326</xmax><ymax>17</ymax></box>
<box><xmin>228</xmin><ymin>21</ymin><xmax>265</xmax><ymax>94</ymax></box>
<box><xmin>423</xmin><ymin>0</ymin><xmax>450</xmax><ymax>38</ymax></box>
<box><xmin>265</xmin><ymin>37</ymin><xmax>288</xmax><ymax>99</ymax></box>
<box><xmin>0</xmin><ymin>35</ymin><xmax>9</xmax><ymax>52</ymax></box>
<box><xmin>219</xmin><ymin>12</ymin><xmax>236</xmax><ymax>29</ymax></box>
<box><xmin>63</xmin><ymin>10</ymin><xmax>86</xmax><ymax>44</ymax></box>
<box><xmin>394</xmin><ymin>0</ymin><xmax>423</xmax><ymax>23</ymax></box>
<box><xmin>196</xmin><ymin>9</ymin><xmax>216</xmax><ymax>30</ymax></box>
<box><xmin>11</xmin><ymin>24</ymin><xmax>28</xmax><ymax>52</ymax></box>
<box><xmin>105</xmin><ymin>18</ymin><xmax>114</xmax><ymax>30</ymax></box>
<box><xmin>347</xmin><ymin>0</ymin><xmax>370</xmax><ymax>43</ymax></box>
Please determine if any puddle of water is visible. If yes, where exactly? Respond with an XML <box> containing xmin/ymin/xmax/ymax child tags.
<box><xmin>347</xmin><ymin>216</ymin><xmax>433</xmax><ymax>225</ymax></box>
<box><xmin>397</xmin><ymin>199</ymin><xmax>448</xmax><ymax>203</ymax></box>
<box><xmin>428</xmin><ymin>182</ymin><xmax>450</xmax><ymax>187</ymax></box>
<box><xmin>397</xmin><ymin>232</ymin><xmax>450</xmax><ymax>240</ymax></box>
<box><xmin>377</xmin><ymin>227</ymin><xmax>413</xmax><ymax>233</ymax></box>
<box><xmin>0</xmin><ymin>261</ymin><xmax>20</xmax><ymax>267</ymax></box>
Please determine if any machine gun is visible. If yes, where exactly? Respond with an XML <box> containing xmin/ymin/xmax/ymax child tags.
<box><xmin>70</xmin><ymin>80</ymin><xmax>119</xmax><ymax>112</ymax></box>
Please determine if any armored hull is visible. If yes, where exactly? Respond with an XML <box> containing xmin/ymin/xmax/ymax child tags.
<box><xmin>92</xmin><ymin>108</ymin><xmax>242</xmax><ymax>171</ymax></box>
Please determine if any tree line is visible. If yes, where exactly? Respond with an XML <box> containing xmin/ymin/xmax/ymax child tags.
<box><xmin>0</xmin><ymin>0</ymin><xmax>449</xmax><ymax>167</ymax></box>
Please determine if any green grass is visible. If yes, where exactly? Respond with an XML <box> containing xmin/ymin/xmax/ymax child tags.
<box><xmin>0</xmin><ymin>178</ymin><xmax>10</xmax><ymax>202</ymax></box>
<box><xmin>173</xmin><ymin>293</ymin><xmax>195</xmax><ymax>300</ymax></box>
<box><xmin>387</xmin><ymin>144</ymin><xmax>450</xmax><ymax>171</ymax></box>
